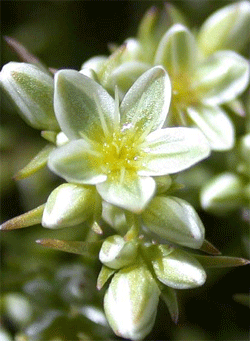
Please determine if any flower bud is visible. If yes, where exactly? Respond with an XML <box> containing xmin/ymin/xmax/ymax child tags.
<box><xmin>42</xmin><ymin>184</ymin><xmax>96</xmax><ymax>228</ymax></box>
<box><xmin>0</xmin><ymin>62</ymin><xmax>59</xmax><ymax>130</ymax></box>
<box><xmin>99</xmin><ymin>235</ymin><xmax>138</xmax><ymax>269</ymax></box>
<box><xmin>201</xmin><ymin>172</ymin><xmax>244</xmax><ymax>214</ymax></box>
<box><xmin>151</xmin><ymin>245</ymin><xmax>206</xmax><ymax>289</ymax></box>
<box><xmin>104</xmin><ymin>264</ymin><xmax>160</xmax><ymax>340</ymax></box>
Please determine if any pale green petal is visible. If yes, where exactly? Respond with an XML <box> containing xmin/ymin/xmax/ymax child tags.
<box><xmin>97</xmin><ymin>173</ymin><xmax>156</xmax><ymax>213</ymax></box>
<box><xmin>198</xmin><ymin>1</ymin><xmax>250</xmax><ymax>56</ymax></box>
<box><xmin>200</xmin><ymin>172</ymin><xmax>244</xmax><ymax>214</ymax></box>
<box><xmin>154</xmin><ymin>24</ymin><xmax>197</xmax><ymax>76</ymax></box>
<box><xmin>0</xmin><ymin>62</ymin><xmax>58</xmax><ymax>130</ymax></box>
<box><xmin>139</xmin><ymin>127</ymin><xmax>210</xmax><ymax>176</ymax></box>
<box><xmin>104</xmin><ymin>264</ymin><xmax>160</xmax><ymax>340</ymax></box>
<box><xmin>80</xmin><ymin>55</ymin><xmax>108</xmax><ymax>74</ymax></box>
<box><xmin>109</xmin><ymin>61</ymin><xmax>151</xmax><ymax>95</ymax></box>
<box><xmin>48</xmin><ymin>139</ymin><xmax>107</xmax><ymax>185</ymax></box>
<box><xmin>120</xmin><ymin>66</ymin><xmax>171</xmax><ymax>139</ymax></box>
<box><xmin>195</xmin><ymin>51</ymin><xmax>250</xmax><ymax>105</ymax></box>
<box><xmin>54</xmin><ymin>69</ymin><xmax>115</xmax><ymax>140</ymax></box>
<box><xmin>152</xmin><ymin>248</ymin><xmax>206</xmax><ymax>289</ymax></box>
<box><xmin>187</xmin><ymin>105</ymin><xmax>234</xmax><ymax>151</ymax></box>
<box><xmin>142</xmin><ymin>196</ymin><xmax>205</xmax><ymax>249</ymax></box>
<box><xmin>42</xmin><ymin>184</ymin><xmax>96</xmax><ymax>228</ymax></box>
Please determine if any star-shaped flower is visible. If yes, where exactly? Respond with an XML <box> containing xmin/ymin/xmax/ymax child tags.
<box><xmin>48</xmin><ymin>66</ymin><xmax>210</xmax><ymax>213</ymax></box>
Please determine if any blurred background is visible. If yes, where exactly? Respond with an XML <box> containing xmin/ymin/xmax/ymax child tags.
<box><xmin>1</xmin><ymin>1</ymin><xmax>249</xmax><ymax>340</ymax></box>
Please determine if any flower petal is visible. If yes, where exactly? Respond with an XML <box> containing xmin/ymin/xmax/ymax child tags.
<box><xmin>195</xmin><ymin>51</ymin><xmax>250</xmax><ymax>105</ymax></box>
<box><xmin>139</xmin><ymin>127</ymin><xmax>210</xmax><ymax>176</ymax></box>
<box><xmin>154</xmin><ymin>24</ymin><xmax>197</xmax><ymax>76</ymax></box>
<box><xmin>187</xmin><ymin>104</ymin><xmax>234</xmax><ymax>151</ymax></box>
<box><xmin>142</xmin><ymin>196</ymin><xmax>205</xmax><ymax>249</ymax></box>
<box><xmin>97</xmin><ymin>173</ymin><xmax>156</xmax><ymax>213</ymax></box>
<box><xmin>0</xmin><ymin>62</ymin><xmax>58</xmax><ymax>130</ymax></box>
<box><xmin>120</xmin><ymin>66</ymin><xmax>171</xmax><ymax>139</ymax></box>
<box><xmin>152</xmin><ymin>247</ymin><xmax>206</xmax><ymax>289</ymax></box>
<box><xmin>54</xmin><ymin>69</ymin><xmax>115</xmax><ymax>140</ymax></box>
<box><xmin>48</xmin><ymin>139</ymin><xmax>107</xmax><ymax>185</ymax></box>
<box><xmin>197</xmin><ymin>1</ymin><xmax>250</xmax><ymax>56</ymax></box>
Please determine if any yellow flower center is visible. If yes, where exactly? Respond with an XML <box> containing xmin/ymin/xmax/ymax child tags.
<box><xmin>172</xmin><ymin>73</ymin><xmax>198</xmax><ymax>109</ymax></box>
<box><xmin>100</xmin><ymin>129</ymin><xmax>144</xmax><ymax>180</ymax></box>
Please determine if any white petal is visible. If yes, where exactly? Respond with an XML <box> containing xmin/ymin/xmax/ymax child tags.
<box><xmin>187</xmin><ymin>105</ymin><xmax>234</xmax><ymax>151</ymax></box>
<box><xmin>198</xmin><ymin>1</ymin><xmax>250</xmax><ymax>56</ymax></box>
<box><xmin>97</xmin><ymin>174</ymin><xmax>156</xmax><ymax>213</ymax></box>
<box><xmin>155</xmin><ymin>24</ymin><xmax>197</xmax><ymax>76</ymax></box>
<box><xmin>54</xmin><ymin>69</ymin><xmax>115</xmax><ymax>140</ymax></box>
<box><xmin>195</xmin><ymin>51</ymin><xmax>250</xmax><ymax>105</ymax></box>
<box><xmin>139</xmin><ymin>127</ymin><xmax>210</xmax><ymax>176</ymax></box>
<box><xmin>48</xmin><ymin>139</ymin><xmax>107</xmax><ymax>185</ymax></box>
<box><xmin>120</xmin><ymin>66</ymin><xmax>171</xmax><ymax>139</ymax></box>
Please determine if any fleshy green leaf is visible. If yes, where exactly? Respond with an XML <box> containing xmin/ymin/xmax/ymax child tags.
<box><xmin>195</xmin><ymin>51</ymin><xmax>250</xmax><ymax>105</ymax></box>
<box><xmin>160</xmin><ymin>286</ymin><xmax>179</xmax><ymax>323</ymax></box>
<box><xmin>54</xmin><ymin>69</ymin><xmax>116</xmax><ymax>140</ymax></box>
<box><xmin>198</xmin><ymin>1</ymin><xmax>250</xmax><ymax>56</ymax></box>
<box><xmin>139</xmin><ymin>127</ymin><xmax>210</xmax><ymax>176</ymax></box>
<box><xmin>155</xmin><ymin>24</ymin><xmax>197</xmax><ymax>76</ymax></box>
<box><xmin>0</xmin><ymin>62</ymin><xmax>59</xmax><ymax>131</ymax></box>
<box><xmin>187</xmin><ymin>105</ymin><xmax>234</xmax><ymax>151</ymax></box>
<box><xmin>14</xmin><ymin>144</ymin><xmax>55</xmax><ymax>180</ymax></box>
<box><xmin>42</xmin><ymin>184</ymin><xmax>97</xmax><ymax>229</ymax></box>
<box><xmin>48</xmin><ymin>139</ymin><xmax>107</xmax><ymax>185</ymax></box>
<box><xmin>97</xmin><ymin>265</ymin><xmax>116</xmax><ymax>290</ymax></box>
<box><xmin>36</xmin><ymin>238</ymin><xmax>102</xmax><ymax>257</ymax></box>
<box><xmin>97</xmin><ymin>173</ymin><xmax>156</xmax><ymax>213</ymax></box>
<box><xmin>120</xmin><ymin>66</ymin><xmax>171</xmax><ymax>140</ymax></box>
<box><xmin>0</xmin><ymin>204</ymin><xmax>44</xmax><ymax>230</ymax></box>
<box><xmin>152</xmin><ymin>248</ymin><xmax>206</xmax><ymax>289</ymax></box>
<box><xmin>194</xmin><ymin>255</ymin><xmax>250</xmax><ymax>268</ymax></box>
<box><xmin>142</xmin><ymin>196</ymin><xmax>205</xmax><ymax>249</ymax></box>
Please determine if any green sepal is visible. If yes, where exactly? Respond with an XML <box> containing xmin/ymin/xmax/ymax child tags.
<box><xmin>194</xmin><ymin>255</ymin><xmax>250</xmax><ymax>268</ymax></box>
<box><xmin>36</xmin><ymin>238</ymin><xmax>102</xmax><ymax>258</ymax></box>
<box><xmin>160</xmin><ymin>286</ymin><xmax>179</xmax><ymax>324</ymax></box>
<box><xmin>14</xmin><ymin>144</ymin><xmax>55</xmax><ymax>180</ymax></box>
<box><xmin>41</xmin><ymin>130</ymin><xmax>58</xmax><ymax>144</ymax></box>
<box><xmin>200</xmin><ymin>239</ymin><xmax>221</xmax><ymax>255</ymax></box>
<box><xmin>97</xmin><ymin>265</ymin><xmax>116</xmax><ymax>290</ymax></box>
<box><xmin>0</xmin><ymin>204</ymin><xmax>44</xmax><ymax>230</ymax></box>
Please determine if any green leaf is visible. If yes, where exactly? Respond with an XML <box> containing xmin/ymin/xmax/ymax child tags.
<box><xmin>198</xmin><ymin>1</ymin><xmax>250</xmax><ymax>56</ymax></box>
<box><xmin>14</xmin><ymin>144</ymin><xmax>55</xmax><ymax>180</ymax></box>
<box><xmin>120</xmin><ymin>66</ymin><xmax>171</xmax><ymax>140</ymax></box>
<box><xmin>142</xmin><ymin>196</ymin><xmax>205</xmax><ymax>249</ymax></box>
<box><xmin>155</xmin><ymin>24</ymin><xmax>197</xmax><ymax>76</ymax></box>
<box><xmin>36</xmin><ymin>238</ymin><xmax>102</xmax><ymax>257</ymax></box>
<box><xmin>0</xmin><ymin>62</ymin><xmax>59</xmax><ymax>131</ymax></box>
<box><xmin>194</xmin><ymin>255</ymin><xmax>250</xmax><ymax>268</ymax></box>
<box><xmin>97</xmin><ymin>265</ymin><xmax>116</xmax><ymax>290</ymax></box>
<box><xmin>139</xmin><ymin>127</ymin><xmax>210</xmax><ymax>176</ymax></box>
<box><xmin>0</xmin><ymin>204</ymin><xmax>44</xmax><ymax>230</ymax></box>
<box><xmin>160</xmin><ymin>286</ymin><xmax>179</xmax><ymax>323</ymax></box>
